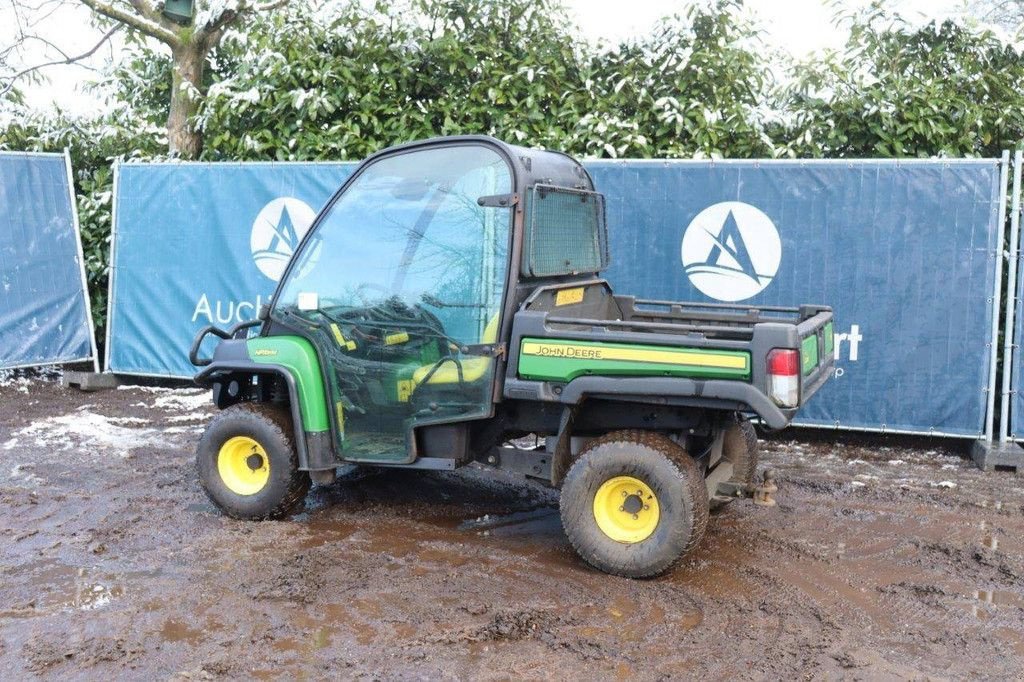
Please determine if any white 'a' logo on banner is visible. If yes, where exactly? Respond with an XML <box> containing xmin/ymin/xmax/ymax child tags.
<box><xmin>680</xmin><ymin>201</ymin><xmax>782</xmax><ymax>302</ymax></box>
<box><xmin>250</xmin><ymin>197</ymin><xmax>318</xmax><ymax>282</ymax></box>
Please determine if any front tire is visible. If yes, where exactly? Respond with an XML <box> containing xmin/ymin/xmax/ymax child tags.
<box><xmin>559</xmin><ymin>430</ymin><xmax>709</xmax><ymax>578</ymax></box>
<box><xmin>196</xmin><ymin>402</ymin><xmax>310</xmax><ymax>520</ymax></box>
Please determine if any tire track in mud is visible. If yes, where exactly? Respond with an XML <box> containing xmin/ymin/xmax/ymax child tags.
<box><xmin>2</xmin><ymin>381</ymin><xmax>1024</xmax><ymax>678</ymax></box>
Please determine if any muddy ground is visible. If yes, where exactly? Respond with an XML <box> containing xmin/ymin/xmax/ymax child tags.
<box><xmin>1</xmin><ymin>376</ymin><xmax>1022</xmax><ymax>680</ymax></box>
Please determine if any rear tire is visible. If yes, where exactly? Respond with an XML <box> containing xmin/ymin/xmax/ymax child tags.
<box><xmin>196</xmin><ymin>402</ymin><xmax>310</xmax><ymax>520</ymax></box>
<box><xmin>710</xmin><ymin>418</ymin><xmax>759</xmax><ymax>510</ymax></box>
<box><xmin>559</xmin><ymin>430</ymin><xmax>709</xmax><ymax>578</ymax></box>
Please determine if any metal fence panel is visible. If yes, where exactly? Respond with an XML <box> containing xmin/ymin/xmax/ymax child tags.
<box><xmin>106</xmin><ymin>162</ymin><xmax>355</xmax><ymax>377</ymax></box>
<box><xmin>589</xmin><ymin>159</ymin><xmax>1003</xmax><ymax>437</ymax></box>
<box><xmin>0</xmin><ymin>152</ymin><xmax>97</xmax><ymax>370</ymax></box>
<box><xmin>107</xmin><ymin>159</ymin><xmax>1003</xmax><ymax>437</ymax></box>
<box><xmin>1006</xmin><ymin>153</ymin><xmax>1024</xmax><ymax>440</ymax></box>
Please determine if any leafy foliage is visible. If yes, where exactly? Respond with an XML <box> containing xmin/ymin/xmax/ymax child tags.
<box><xmin>196</xmin><ymin>0</ymin><xmax>589</xmax><ymax>159</ymax></box>
<box><xmin>777</xmin><ymin>3</ymin><xmax>1024</xmax><ymax>157</ymax></box>
<box><xmin>192</xmin><ymin>0</ymin><xmax>771</xmax><ymax>160</ymax></box>
<box><xmin>573</xmin><ymin>2</ymin><xmax>774</xmax><ymax>158</ymax></box>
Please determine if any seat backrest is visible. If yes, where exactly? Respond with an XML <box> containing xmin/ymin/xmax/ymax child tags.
<box><xmin>481</xmin><ymin>313</ymin><xmax>500</xmax><ymax>344</ymax></box>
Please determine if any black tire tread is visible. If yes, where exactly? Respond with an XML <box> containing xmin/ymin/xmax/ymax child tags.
<box><xmin>561</xmin><ymin>429</ymin><xmax>709</xmax><ymax>578</ymax></box>
<box><xmin>197</xmin><ymin>402</ymin><xmax>310</xmax><ymax>520</ymax></box>
<box><xmin>724</xmin><ymin>419</ymin><xmax>759</xmax><ymax>486</ymax></box>
<box><xmin>710</xmin><ymin>418</ymin><xmax>760</xmax><ymax>511</ymax></box>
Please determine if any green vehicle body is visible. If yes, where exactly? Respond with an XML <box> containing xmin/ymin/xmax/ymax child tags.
<box><xmin>246</xmin><ymin>334</ymin><xmax>761</xmax><ymax>432</ymax></box>
<box><xmin>192</xmin><ymin>134</ymin><xmax>835</xmax><ymax>489</ymax></box>
<box><xmin>190</xmin><ymin>134</ymin><xmax>837</xmax><ymax>578</ymax></box>
<box><xmin>247</xmin><ymin>336</ymin><xmax>329</xmax><ymax>432</ymax></box>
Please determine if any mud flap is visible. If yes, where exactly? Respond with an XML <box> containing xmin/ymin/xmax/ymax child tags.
<box><xmin>550</xmin><ymin>406</ymin><xmax>578</xmax><ymax>487</ymax></box>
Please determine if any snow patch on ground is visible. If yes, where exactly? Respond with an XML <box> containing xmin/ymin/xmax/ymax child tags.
<box><xmin>1</xmin><ymin>387</ymin><xmax>213</xmax><ymax>464</ymax></box>
<box><xmin>164</xmin><ymin>426</ymin><xmax>204</xmax><ymax>435</ymax></box>
<box><xmin>117</xmin><ymin>385</ymin><xmax>189</xmax><ymax>394</ymax></box>
<box><xmin>116</xmin><ymin>385</ymin><xmax>212</xmax><ymax>412</ymax></box>
<box><xmin>0</xmin><ymin>374</ymin><xmax>32</xmax><ymax>393</ymax></box>
<box><xmin>150</xmin><ymin>392</ymin><xmax>211</xmax><ymax>411</ymax></box>
<box><xmin>0</xmin><ymin>367</ymin><xmax>62</xmax><ymax>393</ymax></box>
<box><xmin>166</xmin><ymin>412</ymin><xmax>209</xmax><ymax>423</ymax></box>
<box><xmin>106</xmin><ymin>416</ymin><xmax>151</xmax><ymax>426</ymax></box>
<box><xmin>11</xmin><ymin>411</ymin><xmax>165</xmax><ymax>457</ymax></box>
<box><xmin>9</xmin><ymin>462</ymin><xmax>43</xmax><ymax>486</ymax></box>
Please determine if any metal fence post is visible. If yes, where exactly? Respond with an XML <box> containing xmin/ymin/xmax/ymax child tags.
<box><xmin>986</xmin><ymin>150</ymin><xmax>1011</xmax><ymax>442</ymax></box>
<box><xmin>104</xmin><ymin>160</ymin><xmax>121</xmax><ymax>373</ymax></box>
<box><xmin>1000</xmin><ymin>150</ymin><xmax>1024</xmax><ymax>442</ymax></box>
<box><xmin>64</xmin><ymin>148</ymin><xmax>101</xmax><ymax>374</ymax></box>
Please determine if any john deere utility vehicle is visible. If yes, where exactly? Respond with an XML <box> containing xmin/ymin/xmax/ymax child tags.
<box><xmin>191</xmin><ymin>136</ymin><xmax>834</xmax><ymax>578</ymax></box>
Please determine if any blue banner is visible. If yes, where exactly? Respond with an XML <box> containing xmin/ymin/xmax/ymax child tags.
<box><xmin>106</xmin><ymin>162</ymin><xmax>355</xmax><ymax>376</ymax></box>
<box><xmin>108</xmin><ymin>159</ymin><xmax>1002</xmax><ymax>436</ymax></box>
<box><xmin>0</xmin><ymin>152</ymin><xmax>96</xmax><ymax>370</ymax></box>
<box><xmin>590</xmin><ymin>160</ymin><xmax>1002</xmax><ymax>437</ymax></box>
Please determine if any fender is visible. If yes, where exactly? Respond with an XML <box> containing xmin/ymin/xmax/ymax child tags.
<box><xmin>193</xmin><ymin>336</ymin><xmax>336</xmax><ymax>471</ymax></box>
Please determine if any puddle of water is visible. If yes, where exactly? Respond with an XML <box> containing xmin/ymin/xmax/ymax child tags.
<box><xmin>678</xmin><ymin>610</ymin><xmax>704</xmax><ymax>629</ymax></box>
<box><xmin>974</xmin><ymin>590</ymin><xmax>1024</xmax><ymax>608</ymax></box>
<box><xmin>294</xmin><ymin>518</ymin><xmax>359</xmax><ymax>550</ymax></box>
<box><xmin>318</xmin><ymin>506</ymin><xmax>572</xmax><ymax>574</ymax></box>
<box><xmin>416</xmin><ymin>547</ymin><xmax>474</xmax><ymax>566</ymax></box>
<box><xmin>457</xmin><ymin>507</ymin><xmax>560</xmax><ymax>538</ymax></box>
<box><xmin>0</xmin><ymin>559</ymin><xmax>150</xmax><ymax>617</ymax></box>
<box><xmin>576</xmin><ymin>594</ymin><xmax>701</xmax><ymax>643</ymax></box>
<box><xmin>667</xmin><ymin>535</ymin><xmax>758</xmax><ymax>599</ymax></box>
<box><xmin>318</xmin><ymin>602</ymin><xmax>380</xmax><ymax>646</ymax></box>
<box><xmin>160</xmin><ymin>619</ymin><xmax>205</xmax><ymax>644</ymax></box>
<box><xmin>310</xmin><ymin>626</ymin><xmax>331</xmax><ymax>650</ymax></box>
<box><xmin>270</xmin><ymin>637</ymin><xmax>303</xmax><ymax>654</ymax></box>
<box><xmin>72</xmin><ymin>583</ymin><xmax>123</xmax><ymax>611</ymax></box>
<box><xmin>966</xmin><ymin>589</ymin><xmax>1024</xmax><ymax>620</ymax></box>
<box><xmin>268</xmin><ymin>619</ymin><xmax>337</xmax><ymax>658</ymax></box>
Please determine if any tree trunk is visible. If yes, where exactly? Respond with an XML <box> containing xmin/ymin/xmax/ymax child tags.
<box><xmin>167</xmin><ymin>44</ymin><xmax>206</xmax><ymax>159</ymax></box>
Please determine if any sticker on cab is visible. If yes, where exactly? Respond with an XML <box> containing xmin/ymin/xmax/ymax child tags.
<box><xmin>555</xmin><ymin>287</ymin><xmax>585</xmax><ymax>306</ymax></box>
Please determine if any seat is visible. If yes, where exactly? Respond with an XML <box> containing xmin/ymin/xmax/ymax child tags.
<box><xmin>412</xmin><ymin>313</ymin><xmax>499</xmax><ymax>386</ymax></box>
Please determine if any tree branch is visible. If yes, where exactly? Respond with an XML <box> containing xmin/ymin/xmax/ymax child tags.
<box><xmin>195</xmin><ymin>0</ymin><xmax>291</xmax><ymax>47</ymax></box>
<box><xmin>254</xmin><ymin>0</ymin><xmax>289</xmax><ymax>12</ymax></box>
<box><xmin>77</xmin><ymin>0</ymin><xmax>181</xmax><ymax>46</ymax></box>
<box><xmin>0</xmin><ymin>24</ymin><xmax>120</xmax><ymax>97</ymax></box>
<box><xmin>127</xmin><ymin>0</ymin><xmax>181</xmax><ymax>34</ymax></box>
<box><xmin>194</xmin><ymin>9</ymin><xmax>237</xmax><ymax>46</ymax></box>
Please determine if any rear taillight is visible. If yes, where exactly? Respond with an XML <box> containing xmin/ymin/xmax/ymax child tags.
<box><xmin>767</xmin><ymin>348</ymin><xmax>799</xmax><ymax>408</ymax></box>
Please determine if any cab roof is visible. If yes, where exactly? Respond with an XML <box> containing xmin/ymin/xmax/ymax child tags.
<box><xmin>363</xmin><ymin>135</ymin><xmax>597</xmax><ymax>195</ymax></box>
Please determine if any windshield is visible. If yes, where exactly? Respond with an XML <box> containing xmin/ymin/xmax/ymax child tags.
<box><xmin>274</xmin><ymin>144</ymin><xmax>513</xmax><ymax>343</ymax></box>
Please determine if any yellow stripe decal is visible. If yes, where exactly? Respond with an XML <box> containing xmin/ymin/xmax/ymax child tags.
<box><xmin>520</xmin><ymin>341</ymin><xmax>747</xmax><ymax>370</ymax></box>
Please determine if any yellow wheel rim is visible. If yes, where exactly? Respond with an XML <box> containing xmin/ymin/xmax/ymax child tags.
<box><xmin>593</xmin><ymin>475</ymin><xmax>660</xmax><ymax>543</ymax></box>
<box><xmin>217</xmin><ymin>436</ymin><xmax>270</xmax><ymax>496</ymax></box>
